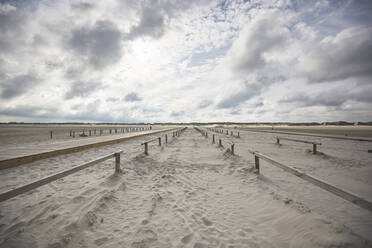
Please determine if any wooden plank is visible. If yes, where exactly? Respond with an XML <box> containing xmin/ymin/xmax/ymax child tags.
<box><xmin>248</xmin><ymin>150</ymin><xmax>372</xmax><ymax>212</ymax></box>
<box><xmin>0</xmin><ymin>152</ymin><xmax>121</xmax><ymax>202</ymax></box>
<box><xmin>278</xmin><ymin>137</ymin><xmax>321</xmax><ymax>145</ymax></box>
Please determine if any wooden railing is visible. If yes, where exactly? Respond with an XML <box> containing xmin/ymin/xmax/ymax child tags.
<box><xmin>248</xmin><ymin>150</ymin><xmax>372</xmax><ymax>212</ymax></box>
<box><xmin>0</xmin><ymin>151</ymin><xmax>123</xmax><ymax>203</ymax></box>
<box><xmin>276</xmin><ymin>137</ymin><xmax>321</xmax><ymax>154</ymax></box>
<box><xmin>141</xmin><ymin>127</ymin><xmax>187</xmax><ymax>155</ymax></box>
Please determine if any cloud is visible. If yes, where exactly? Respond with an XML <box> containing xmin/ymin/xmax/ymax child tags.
<box><xmin>280</xmin><ymin>85</ymin><xmax>372</xmax><ymax>107</ymax></box>
<box><xmin>0</xmin><ymin>104</ymin><xmax>57</xmax><ymax>118</ymax></box>
<box><xmin>65</xmin><ymin>81</ymin><xmax>102</xmax><ymax>100</ymax></box>
<box><xmin>298</xmin><ymin>26</ymin><xmax>372</xmax><ymax>83</ymax></box>
<box><xmin>0</xmin><ymin>73</ymin><xmax>39</xmax><ymax>99</ymax></box>
<box><xmin>226</xmin><ymin>10</ymin><xmax>290</xmax><ymax>73</ymax></box>
<box><xmin>217</xmin><ymin>82</ymin><xmax>261</xmax><ymax>109</ymax></box>
<box><xmin>67</xmin><ymin>20</ymin><xmax>122</xmax><ymax>69</ymax></box>
<box><xmin>127</xmin><ymin>7</ymin><xmax>166</xmax><ymax>39</ymax></box>
<box><xmin>71</xmin><ymin>2</ymin><xmax>95</xmax><ymax>11</ymax></box>
<box><xmin>170</xmin><ymin>111</ymin><xmax>185</xmax><ymax>117</ymax></box>
<box><xmin>0</xmin><ymin>3</ymin><xmax>28</xmax><ymax>53</ymax></box>
<box><xmin>198</xmin><ymin>99</ymin><xmax>213</xmax><ymax>108</ymax></box>
<box><xmin>106</xmin><ymin>97</ymin><xmax>119</xmax><ymax>102</ymax></box>
<box><xmin>123</xmin><ymin>92</ymin><xmax>141</xmax><ymax>102</ymax></box>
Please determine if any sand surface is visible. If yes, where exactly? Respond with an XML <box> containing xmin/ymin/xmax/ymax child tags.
<box><xmin>237</xmin><ymin>125</ymin><xmax>372</xmax><ymax>138</ymax></box>
<box><xmin>0</xmin><ymin>128</ymin><xmax>371</xmax><ymax>247</ymax></box>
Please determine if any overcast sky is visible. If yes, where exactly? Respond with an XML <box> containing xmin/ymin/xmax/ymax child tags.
<box><xmin>0</xmin><ymin>0</ymin><xmax>371</xmax><ymax>123</ymax></box>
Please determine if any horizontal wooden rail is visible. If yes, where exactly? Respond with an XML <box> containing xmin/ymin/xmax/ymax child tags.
<box><xmin>0</xmin><ymin>151</ymin><xmax>123</xmax><ymax>203</ymax></box>
<box><xmin>276</xmin><ymin>137</ymin><xmax>321</xmax><ymax>154</ymax></box>
<box><xmin>142</xmin><ymin>127</ymin><xmax>187</xmax><ymax>155</ymax></box>
<box><xmin>248</xmin><ymin>150</ymin><xmax>372</xmax><ymax>212</ymax></box>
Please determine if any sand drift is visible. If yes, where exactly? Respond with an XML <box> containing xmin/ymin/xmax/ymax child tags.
<box><xmin>0</xmin><ymin>128</ymin><xmax>371</xmax><ymax>247</ymax></box>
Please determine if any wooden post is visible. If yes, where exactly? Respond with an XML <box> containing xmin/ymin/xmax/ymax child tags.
<box><xmin>83</xmin><ymin>130</ymin><xmax>85</xmax><ymax>135</ymax></box>
<box><xmin>205</xmin><ymin>132</ymin><xmax>208</xmax><ymax>137</ymax></box>
<box><xmin>50</xmin><ymin>131</ymin><xmax>53</xmax><ymax>139</ymax></box>
<box><xmin>219</xmin><ymin>139</ymin><xmax>222</xmax><ymax>147</ymax></box>
<box><xmin>70</xmin><ymin>130</ymin><xmax>72</xmax><ymax>136</ymax></box>
<box><xmin>231</xmin><ymin>131</ymin><xmax>233</xmax><ymax>136</ymax></box>
<box><xmin>231</xmin><ymin>144</ymin><xmax>234</xmax><ymax>155</ymax></box>
<box><xmin>226</xmin><ymin>130</ymin><xmax>228</xmax><ymax>135</ymax></box>
<box><xmin>144</xmin><ymin>143</ymin><xmax>148</xmax><ymax>155</ymax></box>
<box><xmin>313</xmin><ymin>144</ymin><xmax>317</xmax><ymax>154</ymax></box>
<box><xmin>173</xmin><ymin>132</ymin><xmax>175</xmax><ymax>137</ymax></box>
<box><xmin>115</xmin><ymin>153</ymin><xmax>121</xmax><ymax>173</ymax></box>
<box><xmin>212</xmin><ymin>134</ymin><xmax>215</xmax><ymax>143</ymax></box>
<box><xmin>254</xmin><ymin>155</ymin><xmax>260</xmax><ymax>174</ymax></box>
<box><xmin>100</xmin><ymin>129</ymin><xmax>102</xmax><ymax>135</ymax></box>
<box><xmin>237</xmin><ymin>132</ymin><xmax>240</xmax><ymax>138</ymax></box>
<box><xmin>165</xmin><ymin>135</ymin><xmax>168</xmax><ymax>144</ymax></box>
<box><xmin>89</xmin><ymin>130</ymin><xmax>91</xmax><ymax>136</ymax></box>
<box><xmin>158</xmin><ymin>137</ymin><xmax>161</xmax><ymax>146</ymax></box>
<box><xmin>73</xmin><ymin>131</ymin><xmax>75</xmax><ymax>138</ymax></box>
<box><xmin>115</xmin><ymin>128</ymin><xmax>117</xmax><ymax>133</ymax></box>
<box><xmin>276</xmin><ymin>138</ymin><xmax>280</xmax><ymax>145</ymax></box>
<box><xmin>94</xmin><ymin>129</ymin><xmax>96</xmax><ymax>135</ymax></box>
<box><xmin>110</xmin><ymin>129</ymin><xmax>112</xmax><ymax>134</ymax></box>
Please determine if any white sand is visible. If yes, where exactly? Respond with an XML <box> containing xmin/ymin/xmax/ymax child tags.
<box><xmin>0</xmin><ymin>128</ymin><xmax>371</xmax><ymax>247</ymax></box>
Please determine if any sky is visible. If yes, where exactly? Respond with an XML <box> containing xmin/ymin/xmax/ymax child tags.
<box><xmin>0</xmin><ymin>0</ymin><xmax>371</xmax><ymax>123</ymax></box>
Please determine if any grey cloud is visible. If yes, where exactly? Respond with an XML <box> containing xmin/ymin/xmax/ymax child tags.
<box><xmin>198</xmin><ymin>99</ymin><xmax>213</xmax><ymax>109</ymax></box>
<box><xmin>299</xmin><ymin>27</ymin><xmax>372</xmax><ymax>83</ymax></box>
<box><xmin>71</xmin><ymin>2</ymin><xmax>95</xmax><ymax>11</ymax></box>
<box><xmin>67</xmin><ymin>20</ymin><xmax>122</xmax><ymax>69</ymax></box>
<box><xmin>280</xmin><ymin>85</ymin><xmax>372</xmax><ymax>107</ymax></box>
<box><xmin>217</xmin><ymin>83</ymin><xmax>261</xmax><ymax>109</ymax></box>
<box><xmin>125</xmin><ymin>0</ymin><xmax>213</xmax><ymax>40</ymax></box>
<box><xmin>65</xmin><ymin>81</ymin><xmax>102</xmax><ymax>100</ymax></box>
<box><xmin>106</xmin><ymin>97</ymin><xmax>119</xmax><ymax>102</ymax></box>
<box><xmin>229</xmin><ymin>12</ymin><xmax>290</xmax><ymax>72</ymax></box>
<box><xmin>127</xmin><ymin>7</ymin><xmax>165</xmax><ymax>39</ymax></box>
<box><xmin>0</xmin><ymin>73</ymin><xmax>39</xmax><ymax>99</ymax></box>
<box><xmin>0</xmin><ymin>3</ymin><xmax>27</xmax><ymax>53</ymax></box>
<box><xmin>123</xmin><ymin>92</ymin><xmax>141</xmax><ymax>102</ymax></box>
<box><xmin>170</xmin><ymin>111</ymin><xmax>185</xmax><ymax>117</ymax></box>
<box><xmin>0</xmin><ymin>104</ymin><xmax>58</xmax><ymax>118</ymax></box>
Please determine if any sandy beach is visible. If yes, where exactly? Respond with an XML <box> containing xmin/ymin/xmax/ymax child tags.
<box><xmin>0</xmin><ymin>127</ymin><xmax>371</xmax><ymax>247</ymax></box>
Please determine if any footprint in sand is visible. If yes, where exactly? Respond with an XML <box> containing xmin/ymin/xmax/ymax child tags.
<box><xmin>181</xmin><ymin>233</ymin><xmax>193</xmax><ymax>244</ymax></box>
<box><xmin>201</xmin><ymin>217</ymin><xmax>213</xmax><ymax>226</ymax></box>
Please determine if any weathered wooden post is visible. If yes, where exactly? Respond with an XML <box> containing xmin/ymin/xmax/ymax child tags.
<box><xmin>115</xmin><ymin>152</ymin><xmax>121</xmax><ymax>173</ymax></box>
<box><xmin>226</xmin><ymin>130</ymin><xmax>228</xmax><ymax>135</ymax></box>
<box><xmin>110</xmin><ymin>129</ymin><xmax>112</xmax><ymax>134</ymax></box>
<box><xmin>254</xmin><ymin>155</ymin><xmax>260</xmax><ymax>174</ymax></box>
<box><xmin>144</xmin><ymin>143</ymin><xmax>148</xmax><ymax>155</ymax></box>
<box><xmin>173</xmin><ymin>132</ymin><xmax>175</xmax><ymax>137</ymax></box>
<box><xmin>237</xmin><ymin>132</ymin><xmax>240</xmax><ymax>138</ymax></box>
<box><xmin>94</xmin><ymin>129</ymin><xmax>96</xmax><ymax>135</ymax></box>
<box><xmin>115</xmin><ymin>128</ymin><xmax>117</xmax><ymax>133</ymax></box>
<box><xmin>219</xmin><ymin>139</ymin><xmax>222</xmax><ymax>147</ymax></box>
<box><xmin>70</xmin><ymin>130</ymin><xmax>72</xmax><ymax>136</ymax></box>
<box><xmin>231</xmin><ymin>144</ymin><xmax>235</xmax><ymax>155</ymax></box>
<box><xmin>89</xmin><ymin>130</ymin><xmax>91</xmax><ymax>136</ymax></box>
<box><xmin>100</xmin><ymin>129</ymin><xmax>102</xmax><ymax>135</ymax></box>
<box><xmin>212</xmin><ymin>134</ymin><xmax>215</xmax><ymax>143</ymax></box>
<box><xmin>165</xmin><ymin>134</ymin><xmax>168</xmax><ymax>144</ymax></box>
<box><xmin>205</xmin><ymin>132</ymin><xmax>208</xmax><ymax>137</ymax></box>
<box><xmin>83</xmin><ymin>130</ymin><xmax>85</xmax><ymax>136</ymax></box>
<box><xmin>313</xmin><ymin>144</ymin><xmax>317</xmax><ymax>154</ymax></box>
<box><xmin>231</xmin><ymin>131</ymin><xmax>233</xmax><ymax>136</ymax></box>
<box><xmin>276</xmin><ymin>138</ymin><xmax>280</xmax><ymax>145</ymax></box>
<box><xmin>158</xmin><ymin>137</ymin><xmax>161</xmax><ymax>146</ymax></box>
<box><xmin>50</xmin><ymin>131</ymin><xmax>53</xmax><ymax>139</ymax></box>
<box><xmin>73</xmin><ymin>131</ymin><xmax>75</xmax><ymax>138</ymax></box>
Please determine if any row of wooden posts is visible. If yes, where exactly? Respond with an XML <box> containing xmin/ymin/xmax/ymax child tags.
<box><xmin>194</xmin><ymin>127</ymin><xmax>235</xmax><ymax>154</ymax></box>
<box><xmin>207</xmin><ymin>128</ymin><xmax>240</xmax><ymax>138</ymax></box>
<box><xmin>49</xmin><ymin>126</ymin><xmax>152</xmax><ymax>139</ymax></box>
<box><xmin>141</xmin><ymin>127</ymin><xmax>188</xmax><ymax>155</ymax></box>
